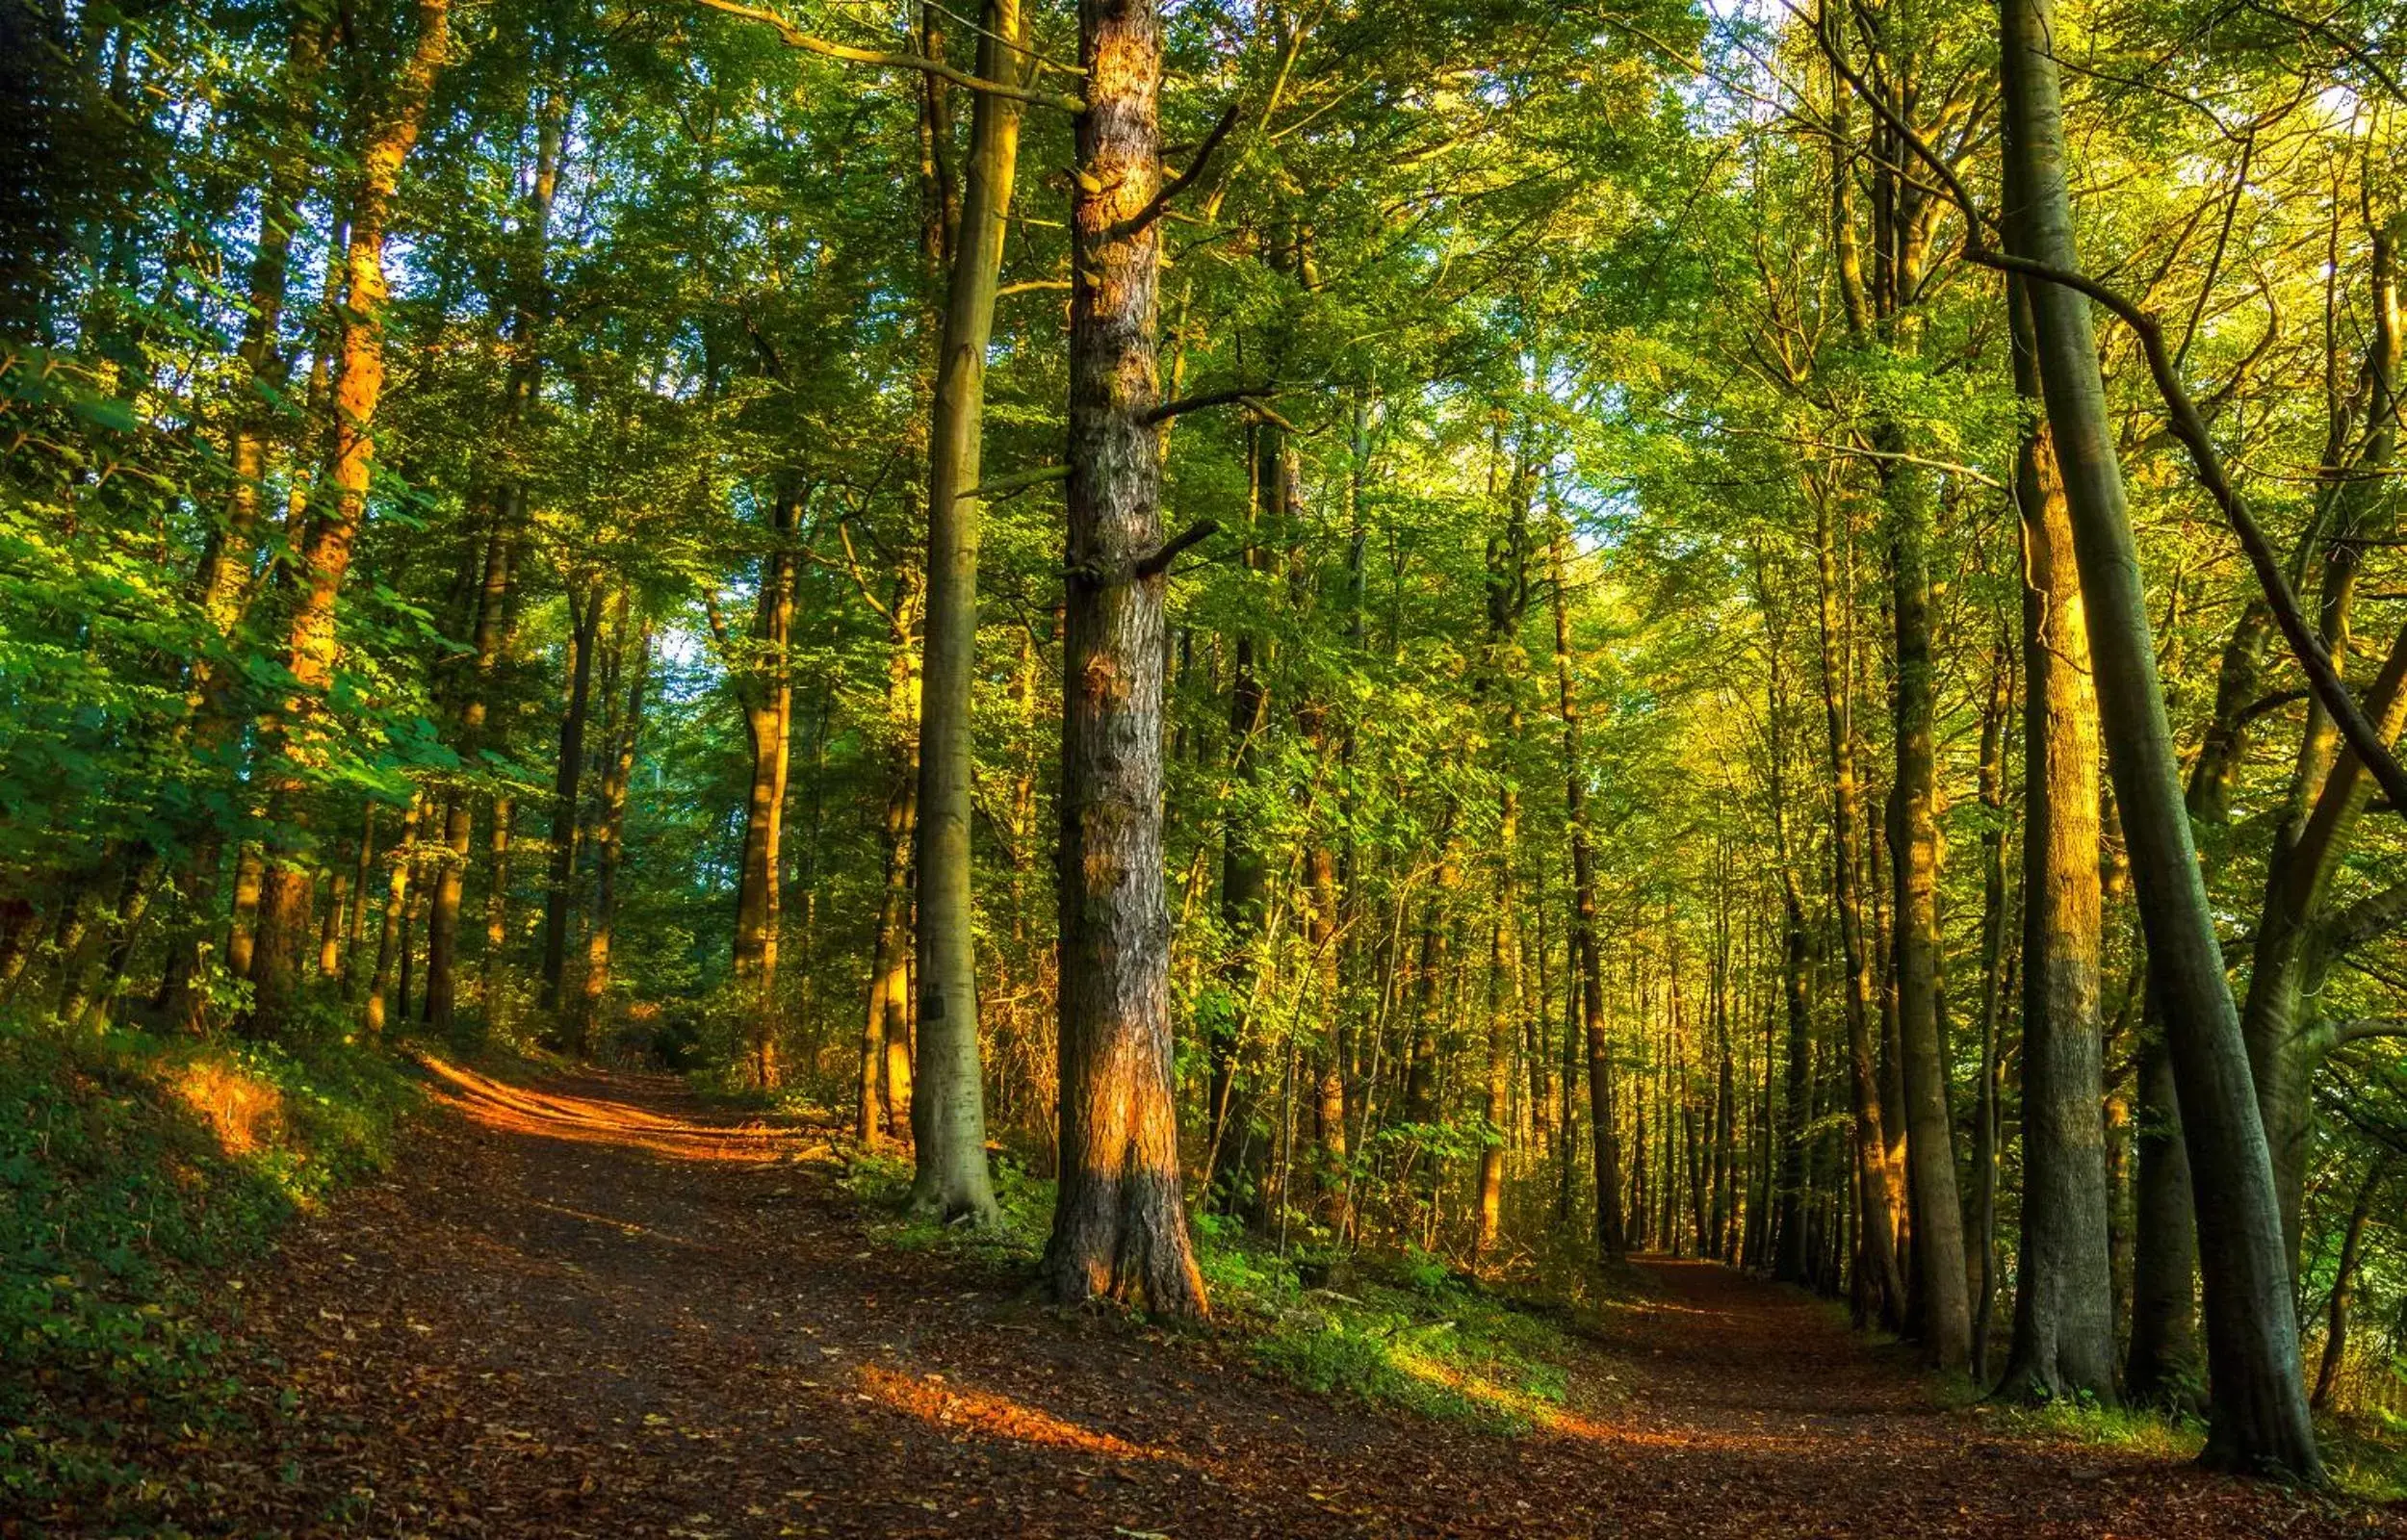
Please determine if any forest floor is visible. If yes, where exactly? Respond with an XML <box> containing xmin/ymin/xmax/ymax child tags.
<box><xmin>149</xmin><ymin>1061</ymin><xmax>2402</xmax><ymax>1538</ymax></box>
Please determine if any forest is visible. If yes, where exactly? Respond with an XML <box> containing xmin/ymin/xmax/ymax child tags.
<box><xmin>7</xmin><ymin>0</ymin><xmax>2407</xmax><ymax>1529</ymax></box>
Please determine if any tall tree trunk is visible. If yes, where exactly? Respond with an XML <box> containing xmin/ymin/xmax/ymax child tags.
<box><xmin>366</xmin><ymin>791</ymin><xmax>424</xmax><ymax>1035</ymax></box>
<box><xmin>2001</xmin><ymin>0</ymin><xmax>2318</xmax><ymax>1476</ymax></box>
<box><xmin>864</xmin><ymin>615</ymin><xmax>920</xmax><ymax>1145</ymax></box>
<box><xmin>1040</xmin><ymin>0</ymin><xmax>1205</xmax><ymax>1316</ymax></box>
<box><xmin>908</xmin><ymin>0</ymin><xmax>1029</xmax><ymax>1216</ymax></box>
<box><xmin>2125</xmin><ymin>1022</ymin><xmax>2200</xmax><ymax>1406</ymax></box>
<box><xmin>576</xmin><ymin>622</ymin><xmax>651</xmax><ymax>1054</ymax></box>
<box><xmin>1551</xmin><ymin>523</ymin><xmax>1624</xmax><ymax>1259</ymax></box>
<box><xmin>1887</xmin><ymin>451</ymin><xmax>1971</xmax><ymax>1368</ymax></box>
<box><xmin>1477</xmin><ymin>468</ymin><xmax>1529</xmax><ymax>1255</ymax></box>
<box><xmin>344</xmin><ymin>800</ymin><xmax>375</xmax><ymax>995</ymax></box>
<box><xmin>427</xmin><ymin>525</ymin><xmax>515</xmax><ymax>1033</ymax></box>
<box><xmin>246</xmin><ymin>0</ymin><xmax>451</xmax><ymax>1038</ymax></box>
<box><xmin>728</xmin><ymin>486</ymin><xmax>800</xmax><ymax>1087</ymax></box>
<box><xmin>318</xmin><ymin>870</ymin><xmax>349</xmax><ymax>980</ymax></box>
<box><xmin>1971</xmin><ymin>641</ymin><xmax>2011</xmax><ymax>1382</ymax></box>
<box><xmin>2311</xmin><ymin>1157</ymin><xmax>2390</xmax><ymax>1409</ymax></box>
<box><xmin>1811</xmin><ymin>485</ymin><xmax>1905</xmax><ymax>1324</ymax></box>
<box><xmin>1997</xmin><ymin>275</ymin><xmax>2115</xmax><ymax>1402</ymax></box>
<box><xmin>539</xmin><ymin>582</ymin><xmax>603</xmax><ymax>1015</ymax></box>
<box><xmin>479</xmin><ymin>794</ymin><xmax>511</xmax><ymax>1026</ymax></box>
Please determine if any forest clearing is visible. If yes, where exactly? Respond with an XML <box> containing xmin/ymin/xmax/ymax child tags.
<box><xmin>10</xmin><ymin>0</ymin><xmax>2407</xmax><ymax>1530</ymax></box>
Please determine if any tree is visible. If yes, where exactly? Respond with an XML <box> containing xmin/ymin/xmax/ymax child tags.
<box><xmin>1997</xmin><ymin>0</ymin><xmax>2319</xmax><ymax>1478</ymax></box>
<box><xmin>1039</xmin><ymin>0</ymin><xmax>1205</xmax><ymax>1317</ymax></box>
<box><xmin>246</xmin><ymin>0</ymin><xmax>453</xmax><ymax>1039</ymax></box>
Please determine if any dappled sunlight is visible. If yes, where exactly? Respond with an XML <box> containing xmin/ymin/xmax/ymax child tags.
<box><xmin>419</xmin><ymin>1056</ymin><xmax>832</xmax><ymax>1165</ymax></box>
<box><xmin>167</xmin><ymin>1056</ymin><xmax>284</xmax><ymax>1157</ymax></box>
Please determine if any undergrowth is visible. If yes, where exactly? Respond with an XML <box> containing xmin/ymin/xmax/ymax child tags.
<box><xmin>0</xmin><ymin>1012</ymin><xmax>417</xmax><ymax>1525</ymax></box>
<box><xmin>1981</xmin><ymin>1392</ymin><xmax>2407</xmax><ymax>1502</ymax></box>
<box><xmin>838</xmin><ymin>1152</ymin><xmax>1581</xmax><ymax>1435</ymax></box>
<box><xmin>2320</xmin><ymin>1409</ymin><xmax>2407</xmax><ymax>1502</ymax></box>
<box><xmin>1980</xmin><ymin>1392</ymin><xmax>2208</xmax><ymax>1463</ymax></box>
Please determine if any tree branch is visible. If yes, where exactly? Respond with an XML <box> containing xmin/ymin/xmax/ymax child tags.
<box><xmin>1135</xmin><ymin>518</ymin><xmax>1218</xmax><ymax>579</ymax></box>
<box><xmin>2335</xmin><ymin>1017</ymin><xmax>2407</xmax><ymax>1046</ymax></box>
<box><xmin>1115</xmin><ymin>100</ymin><xmax>1242</xmax><ymax>238</ymax></box>
<box><xmin>686</xmin><ymin>0</ymin><xmax>1084</xmax><ymax>113</ymax></box>
<box><xmin>962</xmin><ymin>463</ymin><xmax>1070</xmax><ymax>500</ymax></box>
<box><xmin>1799</xmin><ymin>0</ymin><xmax>2407</xmax><ymax>825</ymax></box>
<box><xmin>2325</xmin><ymin>877</ymin><xmax>2407</xmax><ymax>956</ymax></box>
<box><xmin>1144</xmin><ymin>383</ymin><xmax>1282</xmax><ymax>427</ymax></box>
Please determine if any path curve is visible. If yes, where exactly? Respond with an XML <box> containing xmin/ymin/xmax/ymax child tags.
<box><xmin>172</xmin><ymin>1063</ymin><xmax>2395</xmax><ymax>1537</ymax></box>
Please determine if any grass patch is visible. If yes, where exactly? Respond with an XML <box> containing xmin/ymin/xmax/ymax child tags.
<box><xmin>0</xmin><ymin>1013</ymin><xmax>417</xmax><ymax>1524</ymax></box>
<box><xmin>2317</xmin><ymin>1410</ymin><xmax>2407</xmax><ymax>1502</ymax></box>
<box><xmin>839</xmin><ymin>1147</ymin><xmax>1053</xmax><ymax>1272</ymax></box>
<box><xmin>833</xmin><ymin>1154</ymin><xmax>1581</xmax><ymax>1435</ymax></box>
<box><xmin>1240</xmin><ymin>1258</ymin><xmax>1575</xmax><ymax>1434</ymax></box>
<box><xmin>1980</xmin><ymin>1392</ymin><xmax>2207</xmax><ymax>1461</ymax></box>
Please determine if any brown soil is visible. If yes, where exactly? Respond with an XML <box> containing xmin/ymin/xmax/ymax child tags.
<box><xmin>147</xmin><ymin>1063</ymin><xmax>2405</xmax><ymax>1537</ymax></box>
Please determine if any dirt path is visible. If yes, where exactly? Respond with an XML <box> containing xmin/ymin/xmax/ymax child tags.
<box><xmin>182</xmin><ymin>1063</ymin><xmax>2393</xmax><ymax>1537</ymax></box>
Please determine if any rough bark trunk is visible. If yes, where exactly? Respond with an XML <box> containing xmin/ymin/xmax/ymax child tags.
<box><xmin>1040</xmin><ymin>0</ymin><xmax>1205</xmax><ymax>1316</ymax></box>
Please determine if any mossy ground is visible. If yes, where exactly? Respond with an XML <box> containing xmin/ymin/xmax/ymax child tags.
<box><xmin>1</xmin><ymin>1013</ymin><xmax>418</xmax><ymax>1520</ymax></box>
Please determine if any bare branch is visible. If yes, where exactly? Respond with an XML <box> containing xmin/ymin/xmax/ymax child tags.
<box><xmin>1135</xmin><ymin>518</ymin><xmax>1219</xmax><ymax>579</ymax></box>
<box><xmin>1115</xmin><ymin>100</ymin><xmax>1243</xmax><ymax>238</ymax></box>
<box><xmin>1144</xmin><ymin>382</ymin><xmax>1281</xmax><ymax>426</ymax></box>
<box><xmin>962</xmin><ymin>463</ymin><xmax>1070</xmax><ymax>500</ymax></box>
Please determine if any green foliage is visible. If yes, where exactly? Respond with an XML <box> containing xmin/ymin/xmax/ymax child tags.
<box><xmin>1980</xmin><ymin>1395</ymin><xmax>2206</xmax><ymax>1464</ymax></box>
<box><xmin>0</xmin><ymin>1014</ymin><xmax>415</xmax><ymax>1517</ymax></box>
<box><xmin>2322</xmin><ymin>1411</ymin><xmax>2407</xmax><ymax>1502</ymax></box>
<box><xmin>839</xmin><ymin>1147</ymin><xmax>1577</xmax><ymax>1434</ymax></box>
<box><xmin>1242</xmin><ymin>1251</ymin><xmax>1575</xmax><ymax>1435</ymax></box>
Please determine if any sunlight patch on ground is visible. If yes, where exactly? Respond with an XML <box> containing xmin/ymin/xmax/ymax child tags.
<box><xmin>168</xmin><ymin>1056</ymin><xmax>284</xmax><ymax>1156</ymax></box>
<box><xmin>419</xmin><ymin>1056</ymin><xmax>832</xmax><ymax>1165</ymax></box>
<box><xmin>851</xmin><ymin>1363</ymin><xmax>1170</xmax><ymax>1463</ymax></box>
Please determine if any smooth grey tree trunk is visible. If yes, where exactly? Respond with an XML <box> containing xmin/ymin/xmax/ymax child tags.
<box><xmin>907</xmin><ymin>0</ymin><xmax>1031</xmax><ymax>1224</ymax></box>
<box><xmin>1999</xmin><ymin>0</ymin><xmax>2319</xmax><ymax>1479</ymax></box>
<box><xmin>1996</xmin><ymin>275</ymin><xmax>2115</xmax><ymax>1402</ymax></box>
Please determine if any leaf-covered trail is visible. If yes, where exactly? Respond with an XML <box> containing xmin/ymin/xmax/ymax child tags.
<box><xmin>199</xmin><ymin>1064</ymin><xmax>2390</xmax><ymax>1537</ymax></box>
